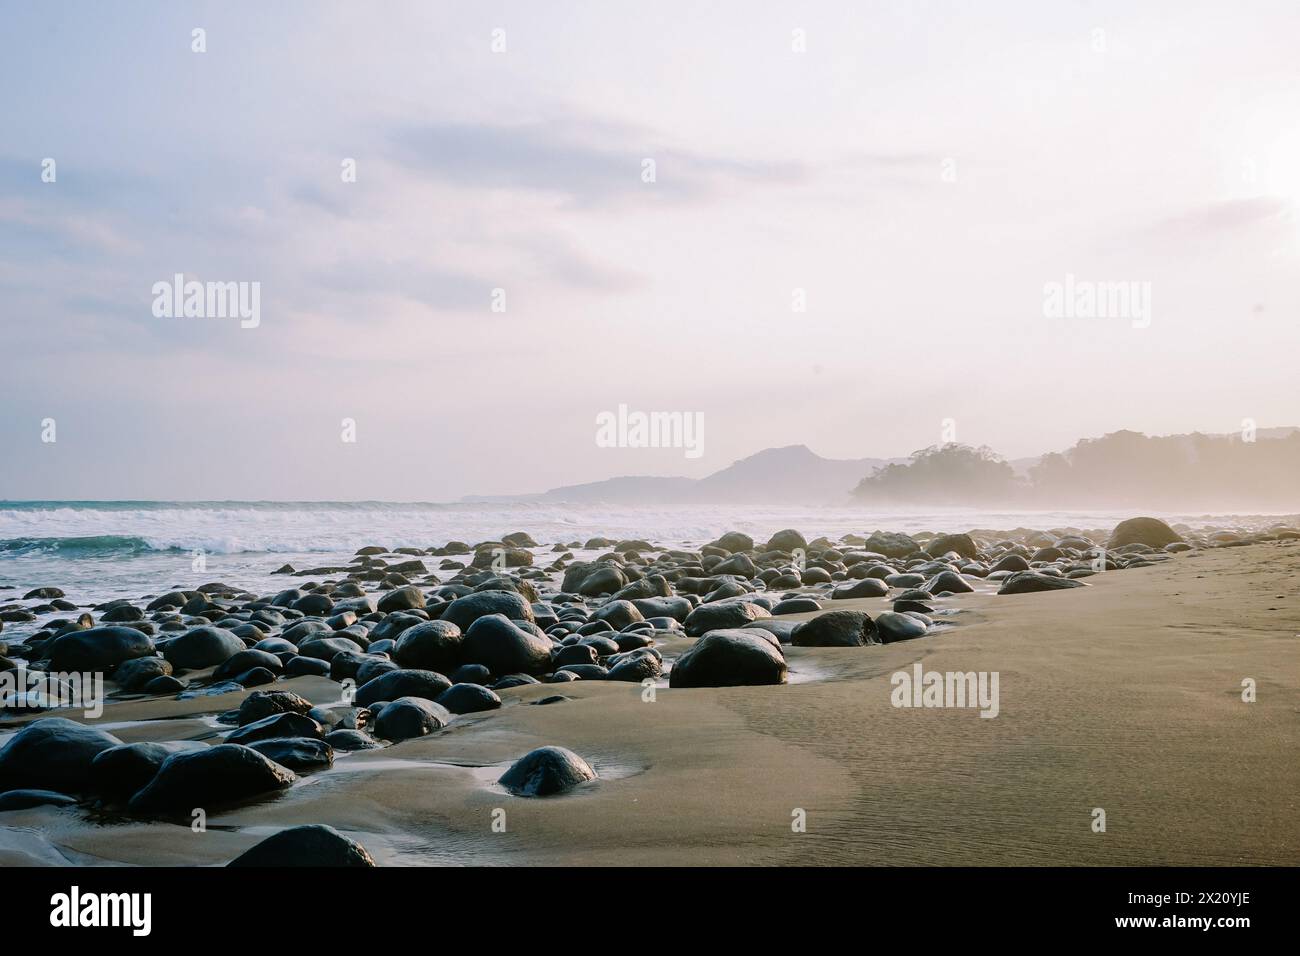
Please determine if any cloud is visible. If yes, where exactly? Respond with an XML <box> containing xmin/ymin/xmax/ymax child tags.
<box><xmin>389</xmin><ymin>120</ymin><xmax>803</xmax><ymax>206</ymax></box>
<box><xmin>1151</xmin><ymin>197</ymin><xmax>1293</xmax><ymax>236</ymax></box>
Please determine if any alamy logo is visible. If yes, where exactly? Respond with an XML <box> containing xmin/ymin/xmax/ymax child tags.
<box><xmin>1042</xmin><ymin>273</ymin><xmax>1151</xmax><ymax>328</ymax></box>
<box><xmin>595</xmin><ymin>404</ymin><xmax>704</xmax><ymax>459</ymax></box>
<box><xmin>890</xmin><ymin>663</ymin><xmax>1000</xmax><ymax>718</ymax></box>
<box><xmin>0</xmin><ymin>665</ymin><xmax>104</xmax><ymax>718</ymax></box>
<box><xmin>152</xmin><ymin>274</ymin><xmax>260</xmax><ymax>328</ymax></box>
<box><xmin>50</xmin><ymin>887</ymin><xmax>151</xmax><ymax>936</ymax></box>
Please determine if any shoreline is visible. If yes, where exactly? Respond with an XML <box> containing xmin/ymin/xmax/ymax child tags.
<box><xmin>2</xmin><ymin>521</ymin><xmax>1298</xmax><ymax>866</ymax></box>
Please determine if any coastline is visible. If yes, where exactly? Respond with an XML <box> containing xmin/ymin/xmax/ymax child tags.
<box><xmin>3</xmin><ymin>534</ymin><xmax>1296</xmax><ymax>866</ymax></box>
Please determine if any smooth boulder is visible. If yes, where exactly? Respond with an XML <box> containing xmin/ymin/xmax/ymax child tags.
<box><xmin>127</xmin><ymin>744</ymin><xmax>296</xmax><ymax>813</ymax></box>
<box><xmin>668</xmin><ymin>630</ymin><xmax>787</xmax><ymax>688</ymax></box>
<box><xmin>0</xmin><ymin>718</ymin><xmax>123</xmax><ymax>792</ymax></box>
<box><xmin>499</xmin><ymin>746</ymin><xmax>596</xmax><ymax>797</ymax></box>
<box><xmin>228</xmin><ymin>824</ymin><xmax>376</xmax><ymax>867</ymax></box>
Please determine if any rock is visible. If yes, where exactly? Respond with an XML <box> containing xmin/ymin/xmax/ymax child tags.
<box><xmin>248</xmin><ymin>737</ymin><xmax>334</xmax><ymax>771</ymax></box>
<box><xmin>874</xmin><ymin>611</ymin><xmax>929</xmax><ymax>643</ymax></box>
<box><xmin>592</xmin><ymin>600</ymin><xmax>644</xmax><ymax>630</ymax></box>
<box><xmin>377</xmin><ymin>585</ymin><xmax>426</xmax><ymax>613</ymax></box>
<box><xmin>285</xmin><ymin>656</ymin><xmax>331</xmax><ymax>677</ymax></box>
<box><xmin>163</xmin><ymin>626</ymin><xmax>247</xmax><ymax>670</ymax></box>
<box><xmin>355</xmin><ymin>669</ymin><xmax>452</xmax><ymax>707</ymax></box>
<box><xmin>228</xmin><ymin>824</ymin><xmax>376</xmax><ymax>867</ymax></box>
<box><xmin>291</xmin><ymin>593</ymin><xmax>333</xmax><ymax>615</ymax></box>
<box><xmin>46</xmin><ymin>626</ymin><xmax>155</xmax><ymax>673</ymax></box>
<box><xmin>439</xmin><ymin>590</ymin><xmax>535</xmax><ymax>632</ymax></box>
<box><xmin>143</xmin><ymin>675</ymin><xmax>186</xmax><ymax>694</ymax></box>
<box><xmin>630</xmin><ymin>596</ymin><xmax>693</xmax><ymax>621</ymax></box>
<box><xmin>236</xmin><ymin>691</ymin><xmax>314</xmax><ymax>729</ymax></box>
<box><xmin>90</xmin><ymin>741</ymin><xmax>206</xmax><ymax>802</ymax></box>
<box><xmin>683</xmin><ymin>601</ymin><xmax>771</xmax><ymax>637</ymax></box>
<box><xmin>989</xmin><ymin>553</ymin><xmax>1031</xmax><ymax>573</ymax></box>
<box><xmin>299</xmin><ymin>636</ymin><xmax>366</xmax><ymax>661</ymax></box>
<box><xmin>744</xmin><ymin>620</ymin><xmax>801</xmax><ymax>644</ymax></box>
<box><xmin>863</xmin><ymin>531</ymin><xmax>919</xmax><ymax>558</ymax></box>
<box><xmin>113</xmin><ymin>656</ymin><xmax>173</xmax><ymax>692</ymax></box>
<box><xmin>450</xmin><ymin>663</ymin><xmax>493</xmax><ymax>684</ymax></box>
<box><xmin>461</xmin><ymin>614</ymin><xmax>553</xmax><ymax>676</ymax></box>
<box><xmin>925</xmin><ymin>533</ymin><xmax>979</xmax><ymax>559</ymax></box>
<box><xmin>0</xmin><ymin>788</ymin><xmax>78</xmax><ymax>811</ymax></box>
<box><xmin>324</xmin><ymin>729</ymin><xmax>382</xmax><ymax>751</ymax></box>
<box><xmin>392</xmin><ymin>620</ymin><xmax>463</xmax><ymax>673</ymax></box>
<box><xmin>435</xmin><ymin>683</ymin><xmax>502</xmax><ymax>714</ymax></box>
<box><xmin>1107</xmin><ymin>517</ymin><xmax>1183</xmax><ymax>549</ymax></box>
<box><xmin>923</xmin><ymin>570</ymin><xmax>975</xmax><ymax>595</ymax></box>
<box><xmin>607</xmin><ymin>649</ymin><xmax>663</xmax><ymax>682</ymax></box>
<box><xmin>226</xmin><ymin>712</ymin><xmax>324</xmax><ymax>745</ymax></box>
<box><xmin>492</xmin><ymin>674</ymin><xmax>540</xmax><ymax>690</ymax></box>
<box><xmin>373</xmin><ymin>697</ymin><xmax>452</xmax><ymax>742</ymax></box>
<box><xmin>668</xmin><ymin>630</ymin><xmax>787</xmax><ymax>688</ymax></box>
<box><xmin>792</xmin><ymin>610</ymin><xmax>878</xmax><ymax>647</ymax></box>
<box><xmin>831</xmin><ymin>578</ymin><xmax>889</xmax><ymax>599</ymax></box>
<box><xmin>128</xmin><ymin>744</ymin><xmax>296</xmax><ymax>813</ymax></box>
<box><xmin>212</xmin><ymin>649</ymin><xmax>283</xmax><ymax>682</ymax></box>
<box><xmin>766</xmin><ymin>529</ymin><xmax>808</xmax><ymax>553</ymax></box>
<box><xmin>552</xmin><ymin>643</ymin><xmax>598</xmax><ymax>667</ymax></box>
<box><xmin>0</xmin><ymin>718</ymin><xmax>123</xmax><ymax>792</ymax></box>
<box><xmin>100</xmin><ymin>603</ymin><xmax>145</xmax><ymax>623</ymax></box>
<box><xmin>771</xmin><ymin>597</ymin><xmax>822</xmax><ymax>614</ymax></box>
<box><xmin>997</xmin><ymin>572</ymin><xmax>1090</xmax><ymax>595</ymax></box>
<box><xmin>499</xmin><ymin>746</ymin><xmax>596</xmax><ymax>797</ymax></box>
<box><xmin>23</xmin><ymin>587</ymin><xmax>65</xmax><ymax>600</ymax></box>
<box><xmin>555</xmin><ymin>663</ymin><xmax>608</xmax><ymax>680</ymax></box>
<box><xmin>710</xmin><ymin>531</ymin><xmax>754</xmax><ymax>552</ymax></box>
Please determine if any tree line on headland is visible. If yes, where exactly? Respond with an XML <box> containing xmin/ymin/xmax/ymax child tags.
<box><xmin>851</xmin><ymin>430</ymin><xmax>1300</xmax><ymax>511</ymax></box>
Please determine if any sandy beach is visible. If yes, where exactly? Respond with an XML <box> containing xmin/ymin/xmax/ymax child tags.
<box><xmin>3</xmin><ymin>533</ymin><xmax>1295</xmax><ymax>867</ymax></box>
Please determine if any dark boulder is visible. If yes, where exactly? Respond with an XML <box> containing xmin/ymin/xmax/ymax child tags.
<box><xmin>248</xmin><ymin>737</ymin><xmax>334</xmax><ymax>771</ymax></box>
<box><xmin>461</xmin><ymin>614</ymin><xmax>553</xmax><ymax>676</ymax></box>
<box><xmin>439</xmin><ymin>590</ymin><xmax>535</xmax><ymax>632</ymax></box>
<box><xmin>46</xmin><ymin>626</ymin><xmax>155</xmax><ymax>674</ymax></box>
<box><xmin>0</xmin><ymin>718</ymin><xmax>122</xmax><ymax>792</ymax></box>
<box><xmin>372</xmin><ymin>697</ymin><xmax>452</xmax><ymax>742</ymax></box>
<box><xmin>355</xmin><ymin>669</ymin><xmax>452</xmax><ymax>707</ymax></box>
<box><xmin>128</xmin><ymin>744</ymin><xmax>296</xmax><ymax>814</ymax></box>
<box><xmin>683</xmin><ymin>601</ymin><xmax>770</xmax><ymax>637</ymax></box>
<box><xmin>874</xmin><ymin>611</ymin><xmax>929</xmax><ymax>643</ymax></box>
<box><xmin>237</xmin><ymin>690</ymin><xmax>314</xmax><ymax>726</ymax></box>
<box><xmin>997</xmin><ymin>572</ymin><xmax>1091</xmax><ymax>595</ymax></box>
<box><xmin>90</xmin><ymin>741</ymin><xmax>206</xmax><ymax>802</ymax></box>
<box><xmin>228</xmin><ymin>824</ymin><xmax>376</xmax><ymax>867</ymax></box>
<box><xmin>668</xmin><ymin>630</ymin><xmax>787</xmax><ymax>688</ymax></box>
<box><xmin>392</xmin><ymin>620</ymin><xmax>463</xmax><ymax>673</ymax></box>
<box><xmin>435</xmin><ymin>682</ymin><xmax>502</xmax><ymax>714</ymax></box>
<box><xmin>226</xmin><ymin>712</ymin><xmax>324</xmax><ymax>745</ymax></box>
<box><xmin>831</xmin><ymin>578</ymin><xmax>888</xmax><ymax>599</ymax></box>
<box><xmin>792</xmin><ymin>610</ymin><xmax>878</xmax><ymax>647</ymax></box>
<box><xmin>499</xmin><ymin>746</ymin><xmax>596</xmax><ymax>797</ymax></box>
<box><xmin>163</xmin><ymin>626</ymin><xmax>246</xmax><ymax>670</ymax></box>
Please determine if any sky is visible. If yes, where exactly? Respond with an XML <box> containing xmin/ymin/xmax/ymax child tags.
<box><xmin>2</xmin><ymin>0</ymin><xmax>1299</xmax><ymax>500</ymax></box>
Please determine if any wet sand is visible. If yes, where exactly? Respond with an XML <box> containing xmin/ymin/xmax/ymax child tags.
<box><xmin>3</xmin><ymin>541</ymin><xmax>1297</xmax><ymax>866</ymax></box>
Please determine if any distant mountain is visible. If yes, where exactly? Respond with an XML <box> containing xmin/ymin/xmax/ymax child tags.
<box><xmin>525</xmin><ymin>445</ymin><xmax>903</xmax><ymax>505</ymax></box>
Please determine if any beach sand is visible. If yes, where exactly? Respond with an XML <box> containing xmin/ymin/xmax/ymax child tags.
<box><xmin>3</xmin><ymin>540</ymin><xmax>1297</xmax><ymax>866</ymax></box>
